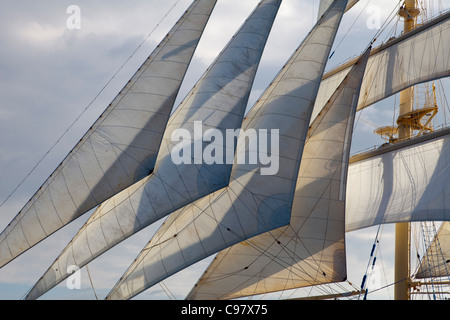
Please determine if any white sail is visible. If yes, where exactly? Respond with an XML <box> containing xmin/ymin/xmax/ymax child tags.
<box><xmin>186</xmin><ymin>47</ymin><xmax>371</xmax><ymax>300</ymax></box>
<box><xmin>313</xmin><ymin>11</ymin><xmax>450</xmax><ymax>122</ymax></box>
<box><xmin>416</xmin><ymin>222</ymin><xmax>450</xmax><ymax>279</ymax></box>
<box><xmin>0</xmin><ymin>0</ymin><xmax>217</xmax><ymax>268</ymax></box>
<box><xmin>346</xmin><ymin>128</ymin><xmax>450</xmax><ymax>232</ymax></box>
<box><xmin>25</xmin><ymin>0</ymin><xmax>282</xmax><ymax>300</ymax></box>
<box><xmin>318</xmin><ymin>0</ymin><xmax>358</xmax><ymax>18</ymax></box>
<box><xmin>105</xmin><ymin>0</ymin><xmax>348</xmax><ymax>300</ymax></box>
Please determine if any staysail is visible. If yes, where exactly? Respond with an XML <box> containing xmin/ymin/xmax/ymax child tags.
<box><xmin>313</xmin><ymin>11</ymin><xmax>450</xmax><ymax>122</ymax></box>
<box><xmin>186</xmin><ymin>47</ymin><xmax>371</xmax><ymax>300</ymax></box>
<box><xmin>416</xmin><ymin>222</ymin><xmax>450</xmax><ymax>279</ymax></box>
<box><xmin>346</xmin><ymin>128</ymin><xmax>450</xmax><ymax>232</ymax></box>
<box><xmin>25</xmin><ymin>0</ymin><xmax>282</xmax><ymax>300</ymax></box>
<box><xmin>105</xmin><ymin>0</ymin><xmax>348</xmax><ymax>300</ymax></box>
<box><xmin>0</xmin><ymin>0</ymin><xmax>217</xmax><ymax>268</ymax></box>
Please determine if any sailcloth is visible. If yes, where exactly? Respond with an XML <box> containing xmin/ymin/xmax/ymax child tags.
<box><xmin>25</xmin><ymin>0</ymin><xmax>282</xmax><ymax>300</ymax></box>
<box><xmin>186</xmin><ymin>47</ymin><xmax>371</xmax><ymax>300</ymax></box>
<box><xmin>313</xmin><ymin>11</ymin><xmax>450</xmax><ymax>122</ymax></box>
<box><xmin>346</xmin><ymin>128</ymin><xmax>450</xmax><ymax>231</ymax></box>
<box><xmin>105</xmin><ymin>0</ymin><xmax>348</xmax><ymax>300</ymax></box>
<box><xmin>318</xmin><ymin>0</ymin><xmax>358</xmax><ymax>18</ymax></box>
<box><xmin>0</xmin><ymin>0</ymin><xmax>217</xmax><ymax>268</ymax></box>
<box><xmin>416</xmin><ymin>222</ymin><xmax>450</xmax><ymax>279</ymax></box>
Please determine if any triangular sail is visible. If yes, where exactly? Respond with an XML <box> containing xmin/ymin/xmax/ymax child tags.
<box><xmin>105</xmin><ymin>0</ymin><xmax>349</xmax><ymax>300</ymax></box>
<box><xmin>186</xmin><ymin>47</ymin><xmax>371</xmax><ymax>300</ymax></box>
<box><xmin>0</xmin><ymin>0</ymin><xmax>217</xmax><ymax>268</ymax></box>
<box><xmin>313</xmin><ymin>11</ymin><xmax>450</xmax><ymax>122</ymax></box>
<box><xmin>416</xmin><ymin>222</ymin><xmax>450</xmax><ymax>279</ymax></box>
<box><xmin>25</xmin><ymin>0</ymin><xmax>282</xmax><ymax>300</ymax></box>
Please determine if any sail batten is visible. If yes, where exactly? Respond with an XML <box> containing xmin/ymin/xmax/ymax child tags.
<box><xmin>0</xmin><ymin>0</ymin><xmax>218</xmax><ymax>269</ymax></box>
<box><xmin>105</xmin><ymin>0</ymin><xmax>349</xmax><ymax>300</ymax></box>
<box><xmin>187</xmin><ymin>46</ymin><xmax>371</xmax><ymax>300</ymax></box>
<box><xmin>25</xmin><ymin>0</ymin><xmax>282</xmax><ymax>300</ymax></box>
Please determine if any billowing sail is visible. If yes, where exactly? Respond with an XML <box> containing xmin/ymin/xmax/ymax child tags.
<box><xmin>416</xmin><ymin>222</ymin><xmax>450</xmax><ymax>279</ymax></box>
<box><xmin>105</xmin><ymin>0</ymin><xmax>348</xmax><ymax>300</ymax></box>
<box><xmin>25</xmin><ymin>0</ymin><xmax>282</xmax><ymax>300</ymax></box>
<box><xmin>0</xmin><ymin>0</ymin><xmax>217</xmax><ymax>268</ymax></box>
<box><xmin>186</xmin><ymin>47</ymin><xmax>371</xmax><ymax>300</ymax></box>
<box><xmin>346</xmin><ymin>128</ymin><xmax>450</xmax><ymax>232</ymax></box>
<box><xmin>313</xmin><ymin>11</ymin><xmax>450</xmax><ymax>122</ymax></box>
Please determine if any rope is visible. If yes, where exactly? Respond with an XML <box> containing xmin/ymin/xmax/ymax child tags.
<box><xmin>329</xmin><ymin>0</ymin><xmax>373</xmax><ymax>59</ymax></box>
<box><xmin>359</xmin><ymin>225</ymin><xmax>382</xmax><ymax>300</ymax></box>
<box><xmin>85</xmin><ymin>264</ymin><xmax>99</xmax><ymax>300</ymax></box>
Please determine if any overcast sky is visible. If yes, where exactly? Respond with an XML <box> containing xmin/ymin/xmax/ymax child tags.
<box><xmin>0</xmin><ymin>0</ymin><xmax>448</xmax><ymax>300</ymax></box>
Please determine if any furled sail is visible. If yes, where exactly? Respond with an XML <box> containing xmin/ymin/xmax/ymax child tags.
<box><xmin>416</xmin><ymin>222</ymin><xmax>450</xmax><ymax>279</ymax></box>
<box><xmin>346</xmin><ymin>128</ymin><xmax>450</xmax><ymax>232</ymax></box>
<box><xmin>312</xmin><ymin>11</ymin><xmax>450</xmax><ymax>122</ymax></box>
<box><xmin>0</xmin><ymin>0</ymin><xmax>217</xmax><ymax>268</ymax></box>
<box><xmin>25</xmin><ymin>0</ymin><xmax>282</xmax><ymax>300</ymax></box>
<box><xmin>186</xmin><ymin>47</ymin><xmax>371</xmax><ymax>300</ymax></box>
<box><xmin>105</xmin><ymin>0</ymin><xmax>348</xmax><ymax>300</ymax></box>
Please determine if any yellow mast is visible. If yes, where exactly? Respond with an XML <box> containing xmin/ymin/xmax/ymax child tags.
<box><xmin>394</xmin><ymin>0</ymin><xmax>420</xmax><ymax>300</ymax></box>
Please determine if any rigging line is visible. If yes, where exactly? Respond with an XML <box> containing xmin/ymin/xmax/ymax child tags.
<box><xmin>196</xmin><ymin>222</ymin><xmax>331</xmax><ymax>297</ymax></box>
<box><xmin>204</xmin><ymin>230</ymin><xmax>327</xmax><ymax>291</ymax></box>
<box><xmin>249</xmin><ymin>130</ymin><xmax>353</xmax><ymax>277</ymax></box>
<box><xmin>85</xmin><ymin>264</ymin><xmax>99</xmax><ymax>300</ymax></box>
<box><xmin>433</xmin><ymin>226</ymin><xmax>450</xmax><ymax>280</ymax></box>
<box><xmin>369</xmin><ymin>0</ymin><xmax>403</xmax><ymax>44</ymax></box>
<box><xmin>0</xmin><ymin>0</ymin><xmax>182</xmax><ymax>210</ymax></box>
<box><xmin>366</xmin><ymin>225</ymin><xmax>388</xmax><ymax>297</ymax></box>
<box><xmin>364</xmin><ymin>276</ymin><xmax>407</xmax><ymax>297</ymax></box>
<box><xmin>201</xmin><ymin>229</ymin><xmax>344</xmax><ymax>298</ymax></box>
<box><xmin>373</xmin><ymin>228</ymin><xmax>393</xmax><ymax>300</ymax></box>
<box><xmin>352</xmin><ymin>18</ymin><xmax>394</xmax><ymax>113</ymax></box>
<box><xmin>410</xmin><ymin>223</ymin><xmax>423</xmax><ymax>279</ymax></box>
<box><xmin>159</xmin><ymin>281</ymin><xmax>177</xmax><ymax>300</ymax></box>
<box><xmin>231</xmin><ymin>206</ymin><xmax>333</xmax><ymax>282</ymax></box>
<box><xmin>132</xmin><ymin>179</ymin><xmax>346</xmax><ymax>294</ymax></box>
<box><xmin>392</xmin><ymin>91</ymin><xmax>398</xmax><ymax>129</ymax></box>
<box><xmin>359</xmin><ymin>224</ymin><xmax>382</xmax><ymax>300</ymax></box>
<box><xmin>421</xmin><ymin>222</ymin><xmax>437</xmax><ymax>299</ymax></box>
<box><xmin>437</xmin><ymin>79</ymin><xmax>449</xmax><ymax>126</ymax></box>
<box><xmin>190</xmin><ymin>179</ymin><xmax>347</xmax><ymax>290</ymax></box>
<box><xmin>330</xmin><ymin>0</ymin><xmax>372</xmax><ymax>58</ymax></box>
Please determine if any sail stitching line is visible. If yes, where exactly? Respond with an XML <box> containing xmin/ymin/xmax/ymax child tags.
<box><xmin>207</xmin><ymin>51</ymin><xmax>371</xmax><ymax>298</ymax></box>
<box><xmin>87</xmin><ymin>137</ymin><xmax>116</xmax><ymax>196</ymax></box>
<box><xmin>4</xmin><ymin>2</ymin><xmax>217</xmax><ymax>276</ymax></box>
<box><xmin>329</xmin><ymin>0</ymin><xmax>373</xmax><ymax>58</ymax></box>
<box><xmin>183</xmin><ymin>48</ymin><xmax>351</xmax><ymax>299</ymax></box>
<box><xmin>45</xmin><ymin>176</ymin><xmax>66</xmax><ymax>228</ymax></box>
